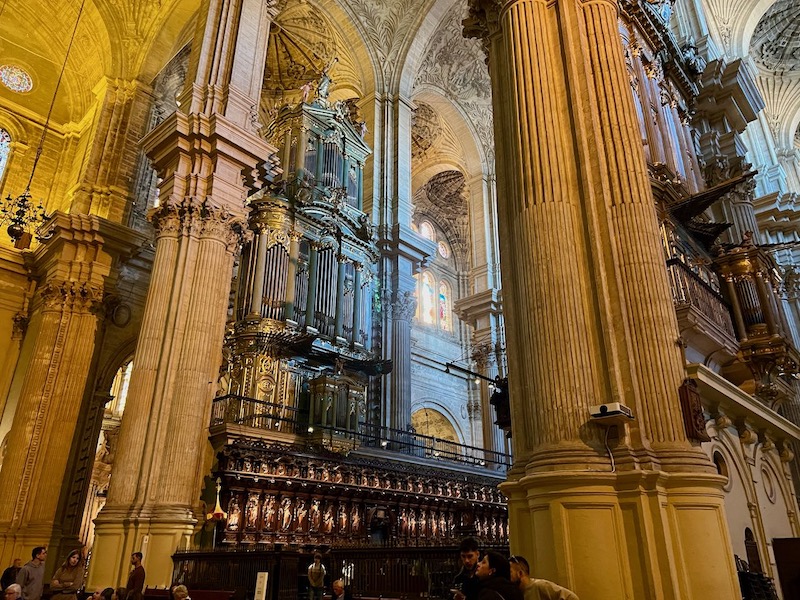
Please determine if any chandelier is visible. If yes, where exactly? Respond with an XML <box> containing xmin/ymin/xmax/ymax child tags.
<box><xmin>0</xmin><ymin>0</ymin><xmax>85</xmax><ymax>249</ymax></box>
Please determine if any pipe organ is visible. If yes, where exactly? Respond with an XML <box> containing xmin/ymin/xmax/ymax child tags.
<box><xmin>219</xmin><ymin>96</ymin><xmax>381</xmax><ymax>434</ymax></box>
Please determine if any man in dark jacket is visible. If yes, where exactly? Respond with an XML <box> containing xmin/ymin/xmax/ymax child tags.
<box><xmin>452</xmin><ymin>538</ymin><xmax>481</xmax><ymax>600</ymax></box>
<box><xmin>1</xmin><ymin>559</ymin><xmax>21</xmax><ymax>592</ymax></box>
<box><xmin>474</xmin><ymin>552</ymin><xmax>523</xmax><ymax>600</ymax></box>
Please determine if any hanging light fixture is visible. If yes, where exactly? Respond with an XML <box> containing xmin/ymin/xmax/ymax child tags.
<box><xmin>0</xmin><ymin>0</ymin><xmax>86</xmax><ymax>249</ymax></box>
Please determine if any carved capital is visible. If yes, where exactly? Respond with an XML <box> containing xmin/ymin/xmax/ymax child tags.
<box><xmin>464</xmin><ymin>0</ymin><xmax>506</xmax><ymax>59</ymax></box>
<box><xmin>392</xmin><ymin>291</ymin><xmax>418</xmax><ymax>322</ymax></box>
<box><xmin>39</xmin><ymin>280</ymin><xmax>104</xmax><ymax>314</ymax></box>
<box><xmin>149</xmin><ymin>198</ymin><xmax>249</xmax><ymax>251</ymax></box>
<box><xmin>471</xmin><ymin>341</ymin><xmax>494</xmax><ymax>370</ymax></box>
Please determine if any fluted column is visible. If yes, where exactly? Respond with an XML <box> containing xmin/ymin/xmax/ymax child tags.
<box><xmin>389</xmin><ymin>292</ymin><xmax>416</xmax><ymax>432</ymax></box>
<box><xmin>465</xmin><ymin>0</ymin><xmax>738</xmax><ymax>597</ymax></box>
<box><xmin>0</xmin><ymin>213</ymin><xmax>142</xmax><ymax>569</ymax></box>
<box><xmin>89</xmin><ymin>0</ymin><xmax>279</xmax><ymax>588</ymax></box>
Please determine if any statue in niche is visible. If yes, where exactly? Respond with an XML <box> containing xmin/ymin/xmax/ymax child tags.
<box><xmin>227</xmin><ymin>498</ymin><xmax>241</xmax><ymax>531</ymax></box>
<box><xmin>243</xmin><ymin>458</ymin><xmax>252</xmax><ymax>472</ymax></box>
<box><xmin>321</xmin><ymin>466</ymin><xmax>330</xmax><ymax>481</ymax></box>
<box><xmin>351</xmin><ymin>504</ymin><xmax>361</xmax><ymax>533</ymax></box>
<box><xmin>491</xmin><ymin>516</ymin><xmax>498</xmax><ymax>538</ymax></box>
<box><xmin>263</xmin><ymin>495</ymin><xmax>276</xmax><ymax>530</ymax></box>
<box><xmin>323</xmin><ymin>503</ymin><xmax>335</xmax><ymax>533</ymax></box>
<box><xmin>447</xmin><ymin>512</ymin><xmax>454</xmax><ymax>535</ymax></box>
<box><xmin>438</xmin><ymin>512</ymin><xmax>447</xmax><ymax>538</ymax></box>
<box><xmin>307</xmin><ymin>464</ymin><xmax>316</xmax><ymax>480</ymax></box>
<box><xmin>296</xmin><ymin>498</ymin><xmax>308</xmax><ymax>530</ymax></box>
<box><xmin>280</xmin><ymin>497</ymin><xmax>294</xmax><ymax>531</ymax></box>
<box><xmin>419</xmin><ymin>509</ymin><xmax>427</xmax><ymax>537</ymax></box>
<box><xmin>260</xmin><ymin>462</ymin><xmax>270</xmax><ymax>474</ymax></box>
<box><xmin>409</xmin><ymin>509</ymin><xmax>417</xmax><ymax>537</ymax></box>
<box><xmin>246</xmin><ymin>494</ymin><xmax>259</xmax><ymax>529</ymax></box>
<box><xmin>399</xmin><ymin>508</ymin><xmax>408</xmax><ymax>536</ymax></box>
<box><xmin>371</xmin><ymin>474</ymin><xmax>381</xmax><ymax>487</ymax></box>
<box><xmin>361</xmin><ymin>472</ymin><xmax>369</xmax><ymax>486</ymax></box>
<box><xmin>334</xmin><ymin>469</ymin><xmax>343</xmax><ymax>483</ymax></box>
<box><xmin>310</xmin><ymin>499</ymin><xmax>321</xmax><ymax>532</ymax></box>
<box><xmin>338</xmin><ymin>504</ymin><xmax>348</xmax><ymax>532</ymax></box>
<box><xmin>430</xmin><ymin>511</ymin><xmax>438</xmax><ymax>537</ymax></box>
<box><xmin>276</xmin><ymin>462</ymin><xmax>287</xmax><ymax>476</ymax></box>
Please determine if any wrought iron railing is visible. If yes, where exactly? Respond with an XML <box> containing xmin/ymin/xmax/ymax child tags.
<box><xmin>210</xmin><ymin>395</ymin><xmax>510</xmax><ymax>471</ymax></box>
<box><xmin>666</xmin><ymin>258</ymin><xmax>736</xmax><ymax>339</ymax></box>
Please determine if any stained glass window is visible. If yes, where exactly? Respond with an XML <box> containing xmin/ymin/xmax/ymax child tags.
<box><xmin>0</xmin><ymin>65</ymin><xmax>33</xmax><ymax>93</ymax></box>
<box><xmin>421</xmin><ymin>272</ymin><xmax>436</xmax><ymax>324</ymax></box>
<box><xmin>438</xmin><ymin>281</ymin><xmax>451</xmax><ymax>331</ymax></box>
<box><xmin>419</xmin><ymin>221</ymin><xmax>435</xmax><ymax>241</ymax></box>
<box><xmin>0</xmin><ymin>129</ymin><xmax>10</xmax><ymax>183</ymax></box>
<box><xmin>437</xmin><ymin>241</ymin><xmax>450</xmax><ymax>259</ymax></box>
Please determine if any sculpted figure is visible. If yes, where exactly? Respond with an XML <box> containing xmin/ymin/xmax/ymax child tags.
<box><xmin>227</xmin><ymin>498</ymin><xmax>241</xmax><ymax>531</ymax></box>
<box><xmin>310</xmin><ymin>499</ymin><xmax>321</xmax><ymax>532</ymax></box>
<box><xmin>246</xmin><ymin>494</ymin><xmax>259</xmax><ymax>529</ymax></box>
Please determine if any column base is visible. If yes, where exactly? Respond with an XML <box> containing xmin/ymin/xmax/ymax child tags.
<box><xmin>88</xmin><ymin>507</ymin><xmax>197</xmax><ymax>589</ymax></box>
<box><xmin>502</xmin><ymin>469</ymin><xmax>740</xmax><ymax>600</ymax></box>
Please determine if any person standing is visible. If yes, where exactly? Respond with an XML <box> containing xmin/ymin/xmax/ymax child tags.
<box><xmin>1</xmin><ymin>560</ymin><xmax>21</xmax><ymax>591</ymax></box>
<box><xmin>125</xmin><ymin>553</ymin><xmax>145</xmax><ymax>600</ymax></box>
<box><xmin>307</xmin><ymin>553</ymin><xmax>326</xmax><ymax>600</ymax></box>
<box><xmin>509</xmin><ymin>555</ymin><xmax>578</xmax><ymax>600</ymax></box>
<box><xmin>16</xmin><ymin>548</ymin><xmax>46</xmax><ymax>600</ymax></box>
<box><xmin>51</xmin><ymin>550</ymin><xmax>84</xmax><ymax>600</ymax></box>
<box><xmin>452</xmin><ymin>538</ymin><xmax>481</xmax><ymax>600</ymax></box>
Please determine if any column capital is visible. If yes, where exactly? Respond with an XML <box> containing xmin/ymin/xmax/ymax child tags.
<box><xmin>149</xmin><ymin>198</ymin><xmax>251</xmax><ymax>252</ymax></box>
<box><xmin>391</xmin><ymin>290</ymin><xmax>417</xmax><ymax>322</ymax></box>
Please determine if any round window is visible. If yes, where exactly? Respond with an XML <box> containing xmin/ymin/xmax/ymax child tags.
<box><xmin>0</xmin><ymin>65</ymin><xmax>33</xmax><ymax>93</ymax></box>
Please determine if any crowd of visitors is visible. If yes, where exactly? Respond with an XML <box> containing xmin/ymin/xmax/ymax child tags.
<box><xmin>1</xmin><ymin>541</ymin><xmax>575</xmax><ymax>600</ymax></box>
<box><xmin>1</xmin><ymin>550</ymin><xmax>145</xmax><ymax>600</ymax></box>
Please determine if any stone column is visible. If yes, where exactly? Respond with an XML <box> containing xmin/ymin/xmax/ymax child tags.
<box><xmin>0</xmin><ymin>213</ymin><xmax>141</xmax><ymax>569</ymax></box>
<box><xmin>388</xmin><ymin>291</ymin><xmax>417</xmax><ymax>432</ymax></box>
<box><xmin>89</xmin><ymin>0</ymin><xmax>279</xmax><ymax>588</ymax></box>
<box><xmin>465</xmin><ymin>0</ymin><xmax>738</xmax><ymax>598</ymax></box>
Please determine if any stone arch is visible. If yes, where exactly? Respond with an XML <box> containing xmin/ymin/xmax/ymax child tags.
<box><xmin>410</xmin><ymin>403</ymin><xmax>464</xmax><ymax>445</ymax></box>
<box><xmin>735</xmin><ymin>0</ymin><xmax>779</xmax><ymax>59</ymax></box>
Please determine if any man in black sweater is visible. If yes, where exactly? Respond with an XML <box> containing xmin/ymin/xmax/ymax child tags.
<box><xmin>452</xmin><ymin>538</ymin><xmax>481</xmax><ymax>600</ymax></box>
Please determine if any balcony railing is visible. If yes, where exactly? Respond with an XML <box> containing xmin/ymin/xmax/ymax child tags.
<box><xmin>667</xmin><ymin>258</ymin><xmax>736</xmax><ymax>339</ymax></box>
<box><xmin>211</xmin><ymin>394</ymin><xmax>509</xmax><ymax>472</ymax></box>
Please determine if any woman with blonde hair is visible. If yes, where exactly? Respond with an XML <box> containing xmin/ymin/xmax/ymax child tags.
<box><xmin>50</xmin><ymin>550</ymin><xmax>84</xmax><ymax>600</ymax></box>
